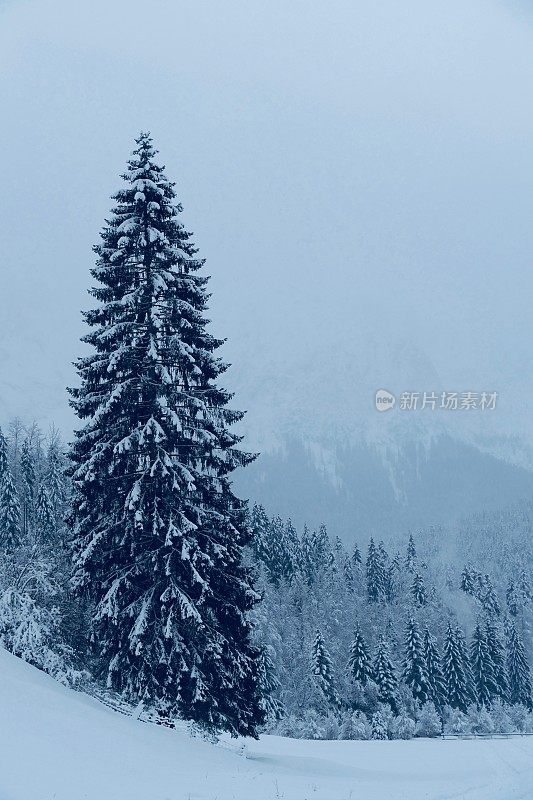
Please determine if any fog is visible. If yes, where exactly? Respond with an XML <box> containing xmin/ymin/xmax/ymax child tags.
<box><xmin>1</xmin><ymin>0</ymin><xmax>533</xmax><ymax>448</ymax></box>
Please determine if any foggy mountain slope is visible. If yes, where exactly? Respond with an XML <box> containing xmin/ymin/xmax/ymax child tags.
<box><xmin>228</xmin><ymin>333</ymin><xmax>533</xmax><ymax>540</ymax></box>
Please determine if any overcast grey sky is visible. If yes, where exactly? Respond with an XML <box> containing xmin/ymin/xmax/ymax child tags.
<box><xmin>1</xmin><ymin>0</ymin><xmax>533</xmax><ymax>443</ymax></box>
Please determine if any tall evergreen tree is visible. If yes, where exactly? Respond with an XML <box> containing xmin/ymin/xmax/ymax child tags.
<box><xmin>481</xmin><ymin>575</ymin><xmax>501</xmax><ymax>617</ymax></box>
<box><xmin>36</xmin><ymin>483</ymin><xmax>55</xmax><ymax>542</ymax></box>
<box><xmin>423</xmin><ymin>627</ymin><xmax>446</xmax><ymax>709</ymax></box>
<box><xmin>506</xmin><ymin>621</ymin><xmax>532</xmax><ymax>708</ymax></box>
<box><xmin>0</xmin><ymin>429</ymin><xmax>21</xmax><ymax>551</ymax></box>
<box><xmin>20</xmin><ymin>438</ymin><xmax>36</xmax><ymax>536</ymax></box>
<box><xmin>342</xmin><ymin>555</ymin><xmax>355</xmax><ymax>591</ymax></box>
<box><xmin>411</xmin><ymin>572</ymin><xmax>427</xmax><ymax>607</ymax></box>
<box><xmin>402</xmin><ymin>616</ymin><xmax>430</xmax><ymax>705</ymax></box>
<box><xmin>311</xmin><ymin>629</ymin><xmax>340</xmax><ymax>709</ymax></box>
<box><xmin>366</xmin><ymin>538</ymin><xmax>384</xmax><ymax>603</ymax></box>
<box><xmin>485</xmin><ymin>620</ymin><xmax>509</xmax><ymax>702</ymax></box>
<box><xmin>68</xmin><ymin>133</ymin><xmax>264</xmax><ymax>736</ymax></box>
<box><xmin>352</xmin><ymin>543</ymin><xmax>362</xmax><ymax>571</ymax></box>
<box><xmin>470</xmin><ymin>620</ymin><xmax>497</xmax><ymax>708</ymax></box>
<box><xmin>460</xmin><ymin>565</ymin><xmax>475</xmax><ymax>595</ymax></box>
<box><xmin>443</xmin><ymin>623</ymin><xmax>474</xmax><ymax>712</ymax></box>
<box><xmin>405</xmin><ymin>533</ymin><xmax>417</xmax><ymax>572</ymax></box>
<box><xmin>373</xmin><ymin>635</ymin><xmax>397</xmax><ymax>707</ymax></box>
<box><xmin>0</xmin><ymin>427</ymin><xmax>8</xmax><ymax>478</ymax></box>
<box><xmin>311</xmin><ymin>525</ymin><xmax>331</xmax><ymax>573</ymax></box>
<box><xmin>256</xmin><ymin>645</ymin><xmax>283</xmax><ymax>723</ymax></box>
<box><xmin>348</xmin><ymin>625</ymin><xmax>371</xmax><ymax>686</ymax></box>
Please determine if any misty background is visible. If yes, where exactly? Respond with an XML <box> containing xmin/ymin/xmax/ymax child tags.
<box><xmin>2</xmin><ymin>0</ymin><xmax>533</xmax><ymax>539</ymax></box>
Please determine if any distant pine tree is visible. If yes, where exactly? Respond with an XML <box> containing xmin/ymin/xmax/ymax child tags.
<box><xmin>20</xmin><ymin>438</ymin><xmax>36</xmax><ymax>536</ymax></box>
<box><xmin>311</xmin><ymin>525</ymin><xmax>331</xmax><ymax>572</ymax></box>
<box><xmin>423</xmin><ymin>628</ymin><xmax>446</xmax><ymax>709</ymax></box>
<box><xmin>36</xmin><ymin>483</ymin><xmax>55</xmax><ymax>541</ymax></box>
<box><xmin>68</xmin><ymin>133</ymin><xmax>264</xmax><ymax>736</ymax></box>
<box><xmin>443</xmin><ymin>623</ymin><xmax>474</xmax><ymax>712</ymax></box>
<box><xmin>352</xmin><ymin>543</ymin><xmax>362</xmax><ymax>571</ymax></box>
<box><xmin>348</xmin><ymin>625</ymin><xmax>371</xmax><ymax>686</ymax></box>
<box><xmin>311</xmin><ymin>629</ymin><xmax>340</xmax><ymax>709</ymax></box>
<box><xmin>411</xmin><ymin>572</ymin><xmax>427</xmax><ymax>607</ymax></box>
<box><xmin>405</xmin><ymin>534</ymin><xmax>417</xmax><ymax>573</ymax></box>
<box><xmin>250</xmin><ymin>504</ymin><xmax>270</xmax><ymax>563</ymax></box>
<box><xmin>460</xmin><ymin>565</ymin><xmax>476</xmax><ymax>595</ymax></box>
<box><xmin>470</xmin><ymin>620</ymin><xmax>497</xmax><ymax>708</ymax></box>
<box><xmin>257</xmin><ymin>646</ymin><xmax>283</xmax><ymax>722</ymax></box>
<box><xmin>281</xmin><ymin>519</ymin><xmax>301</xmax><ymax>580</ymax></box>
<box><xmin>485</xmin><ymin>620</ymin><xmax>509</xmax><ymax>702</ymax></box>
<box><xmin>403</xmin><ymin>616</ymin><xmax>430</xmax><ymax>705</ymax></box>
<box><xmin>366</xmin><ymin>538</ymin><xmax>384</xmax><ymax>603</ymax></box>
<box><xmin>373</xmin><ymin>635</ymin><xmax>397</xmax><ymax>707</ymax></box>
<box><xmin>507</xmin><ymin>621</ymin><xmax>532</xmax><ymax>709</ymax></box>
<box><xmin>343</xmin><ymin>555</ymin><xmax>355</xmax><ymax>591</ymax></box>
<box><xmin>481</xmin><ymin>575</ymin><xmax>501</xmax><ymax>617</ymax></box>
<box><xmin>506</xmin><ymin>581</ymin><xmax>519</xmax><ymax>616</ymax></box>
<box><xmin>0</xmin><ymin>428</ymin><xmax>21</xmax><ymax>551</ymax></box>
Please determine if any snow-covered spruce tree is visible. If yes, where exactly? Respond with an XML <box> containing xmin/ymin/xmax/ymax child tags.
<box><xmin>506</xmin><ymin>621</ymin><xmax>532</xmax><ymax>709</ymax></box>
<box><xmin>348</xmin><ymin>625</ymin><xmax>371</xmax><ymax>687</ymax></box>
<box><xmin>485</xmin><ymin>620</ymin><xmax>509</xmax><ymax>702</ymax></box>
<box><xmin>311</xmin><ymin>629</ymin><xmax>340</xmax><ymax>710</ymax></box>
<box><xmin>352</xmin><ymin>543</ymin><xmax>362</xmax><ymax>571</ymax></box>
<box><xmin>402</xmin><ymin>616</ymin><xmax>430</xmax><ymax>705</ymax></box>
<box><xmin>68</xmin><ymin>133</ymin><xmax>264</xmax><ymax>736</ymax></box>
<box><xmin>366</xmin><ymin>538</ymin><xmax>384</xmax><ymax>603</ymax></box>
<box><xmin>0</xmin><ymin>428</ymin><xmax>21</xmax><ymax>551</ymax></box>
<box><xmin>470</xmin><ymin>620</ymin><xmax>497</xmax><ymax>708</ymax></box>
<box><xmin>44</xmin><ymin>435</ymin><xmax>69</xmax><ymax>529</ymax></box>
<box><xmin>423</xmin><ymin>627</ymin><xmax>446</xmax><ymax>709</ymax></box>
<box><xmin>256</xmin><ymin>645</ymin><xmax>284</xmax><ymax>723</ymax></box>
<box><xmin>20</xmin><ymin>438</ymin><xmax>36</xmax><ymax>536</ymax></box>
<box><xmin>373</xmin><ymin>635</ymin><xmax>397</xmax><ymax>708</ymax></box>
<box><xmin>36</xmin><ymin>483</ymin><xmax>55</xmax><ymax>542</ymax></box>
<box><xmin>405</xmin><ymin>533</ymin><xmax>417</xmax><ymax>573</ymax></box>
<box><xmin>443</xmin><ymin>623</ymin><xmax>474</xmax><ymax>713</ymax></box>
<box><xmin>411</xmin><ymin>572</ymin><xmax>427</xmax><ymax>607</ymax></box>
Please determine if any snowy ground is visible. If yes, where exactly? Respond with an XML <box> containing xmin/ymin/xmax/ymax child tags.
<box><xmin>1</xmin><ymin>649</ymin><xmax>533</xmax><ymax>800</ymax></box>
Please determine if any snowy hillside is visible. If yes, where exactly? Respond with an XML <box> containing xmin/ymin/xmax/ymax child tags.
<box><xmin>2</xmin><ymin>647</ymin><xmax>533</xmax><ymax>800</ymax></box>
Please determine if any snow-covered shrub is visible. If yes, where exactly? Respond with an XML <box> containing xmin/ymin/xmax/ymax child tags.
<box><xmin>444</xmin><ymin>706</ymin><xmax>469</xmax><ymax>734</ymax></box>
<box><xmin>339</xmin><ymin>710</ymin><xmax>371</xmax><ymax>740</ymax></box>
<box><xmin>415</xmin><ymin>702</ymin><xmax>442</xmax><ymax>738</ymax></box>
<box><xmin>390</xmin><ymin>713</ymin><xmax>416</xmax><ymax>739</ymax></box>
<box><xmin>293</xmin><ymin>710</ymin><xmax>327</xmax><ymax>739</ymax></box>
<box><xmin>467</xmin><ymin>705</ymin><xmax>495</xmax><ymax>735</ymax></box>
<box><xmin>371</xmin><ymin>711</ymin><xmax>388</xmax><ymax>739</ymax></box>
<box><xmin>0</xmin><ymin>587</ymin><xmax>79</xmax><ymax>685</ymax></box>
<box><xmin>321</xmin><ymin>711</ymin><xmax>341</xmax><ymax>740</ymax></box>
<box><xmin>507</xmin><ymin>704</ymin><xmax>530</xmax><ymax>732</ymax></box>
<box><xmin>490</xmin><ymin>699</ymin><xmax>513</xmax><ymax>733</ymax></box>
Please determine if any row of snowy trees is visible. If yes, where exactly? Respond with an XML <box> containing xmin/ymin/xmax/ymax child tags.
<box><xmin>0</xmin><ymin>422</ymin><xmax>80</xmax><ymax>682</ymax></box>
<box><xmin>250</xmin><ymin>505</ymin><xmax>533</xmax><ymax>737</ymax></box>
